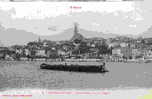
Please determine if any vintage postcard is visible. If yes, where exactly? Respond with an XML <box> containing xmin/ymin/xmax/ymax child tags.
<box><xmin>0</xmin><ymin>0</ymin><xmax>152</xmax><ymax>99</ymax></box>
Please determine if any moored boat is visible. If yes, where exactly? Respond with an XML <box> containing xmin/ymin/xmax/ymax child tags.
<box><xmin>40</xmin><ymin>59</ymin><xmax>108</xmax><ymax>73</ymax></box>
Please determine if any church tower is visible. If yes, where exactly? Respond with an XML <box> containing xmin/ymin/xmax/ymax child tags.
<box><xmin>74</xmin><ymin>22</ymin><xmax>79</xmax><ymax>35</ymax></box>
<box><xmin>70</xmin><ymin>23</ymin><xmax>85</xmax><ymax>42</ymax></box>
<box><xmin>38</xmin><ymin>36</ymin><xmax>41</xmax><ymax>43</ymax></box>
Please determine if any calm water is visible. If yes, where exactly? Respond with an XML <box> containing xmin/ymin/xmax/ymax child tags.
<box><xmin>0</xmin><ymin>61</ymin><xmax>152</xmax><ymax>91</ymax></box>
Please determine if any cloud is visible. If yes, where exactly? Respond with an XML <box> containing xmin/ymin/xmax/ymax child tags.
<box><xmin>0</xmin><ymin>1</ymin><xmax>151</xmax><ymax>36</ymax></box>
<box><xmin>129</xmin><ymin>24</ymin><xmax>137</xmax><ymax>28</ymax></box>
<box><xmin>0</xmin><ymin>2</ymin><xmax>135</xmax><ymax>19</ymax></box>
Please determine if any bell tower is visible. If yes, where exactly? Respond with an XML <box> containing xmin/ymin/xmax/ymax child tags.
<box><xmin>38</xmin><ymin>36</ymin><xmax>41</xmax><ymax>43</ymax></box>
<box><xmin>70</xmin><ymin>22</ymin><xmax>85</xmax><ymax>42</ymax></box>
<box><xmin>74</xmin><ymin>22</ymin><xmax>79</xmax><ymax>35</ymax></box>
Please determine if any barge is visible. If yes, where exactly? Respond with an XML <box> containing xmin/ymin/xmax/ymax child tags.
<box><xmin>40</xmin><ymin>59</ymin><xmax>108</xmax><ymax>73</ymax></box>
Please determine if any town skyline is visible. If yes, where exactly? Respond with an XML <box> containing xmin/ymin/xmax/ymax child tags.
<box><xmin>0</xmin><ymin>23</ymin><xmax>152</xmax><ymax>63</ymax></box>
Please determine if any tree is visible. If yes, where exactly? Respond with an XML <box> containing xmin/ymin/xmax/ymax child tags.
<box><xmin>97</xmin><ymin>40</ymin><xmax>109</xmax><ymax>55</ymax></box>
<box><xmin>79</xmin><ymin>41</ymin><xmax>89</xmax><ymax>54</ymax></box>
<box><xmin>74</xmin><ymin>39</ymin><xmax>82</xmax><ymax>44</ymax></box>
<box><xmin>72</xmin><ymin>41</ymin><xmax>89</xmax><ymax>55</ymax></box>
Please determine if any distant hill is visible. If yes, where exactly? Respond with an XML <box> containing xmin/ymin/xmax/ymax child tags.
<box><xmin>3</xmin><ymin>24</ymin><xmax>152</xmax><ymax>46</ymax></box>
<box><xmin>0</xmin><ymin>25</ymin><xmax>39</xmax><ymax>46</ymax></box>
<box><xmin>41</xmin><ymin>28</ymin><xmax>118</xmax><ymax>41</ymax></box>
<box><xmin>0</xmin><ymin>41</ymin><xmax>3</xmax><ymax>47</ymax></box>
<box><xmin>0</xmin><ymin>24</ymin><xmax>123</xmax><ymax>46</ymax></box>
<box><xmin>139</xmin><ymin>26</ymin><xmax>152</xmax><ymax>38</ymax></box>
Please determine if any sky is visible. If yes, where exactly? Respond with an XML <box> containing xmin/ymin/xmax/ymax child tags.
<box><xmin>0</xmin><ymin>1</ymin><xmax>152</xmax><ymax>38</ymax></box>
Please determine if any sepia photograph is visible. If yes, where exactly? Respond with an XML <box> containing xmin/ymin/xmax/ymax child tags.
<box><xmin>0</xmin><ymin>1</ymin><xmax>152</xmax><ymax>99</ymax></box>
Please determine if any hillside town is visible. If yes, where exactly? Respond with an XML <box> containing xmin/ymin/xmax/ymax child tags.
<box><xmin>0</xmin><ymin>23</ymin><xmax>152</xmax><ymax>63</ymax></box>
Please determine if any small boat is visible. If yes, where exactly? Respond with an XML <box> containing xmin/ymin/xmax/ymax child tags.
<box><xmin>40</xmin><ymin>59</ymin><xmax>108</xmax><ymax>73</ymax></box>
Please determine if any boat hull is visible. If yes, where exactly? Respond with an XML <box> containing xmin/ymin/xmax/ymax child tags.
<box><xmin>40</xmin><ymin>63</ymin><xmax>108</xmax><ymax>73</ymax></box>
